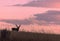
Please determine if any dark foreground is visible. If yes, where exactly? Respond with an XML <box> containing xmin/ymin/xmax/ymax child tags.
<box><xmin>0</xmin><ymin>31</ymin><xmax>60</xmax><ymax>41</ymax></box>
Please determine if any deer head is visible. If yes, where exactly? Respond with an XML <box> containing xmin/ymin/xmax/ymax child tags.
<box><xmin>15</xmin><ymin>24</ymin><xmax>21</xmax><ymax>29</ymax></box>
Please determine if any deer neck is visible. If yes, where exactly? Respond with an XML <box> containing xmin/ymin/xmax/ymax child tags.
<box><xmin>17</xmin><ymin>27</ymin><xmax>19</xmax><ymax>29</ymax></box>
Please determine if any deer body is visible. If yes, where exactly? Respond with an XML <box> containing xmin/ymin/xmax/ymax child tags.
<box><xmin>12</xmin><ymin>27</ymin><xmax>19</xmax><ymax>31</ymax></box>
<box><xmin>12</xmin><ymin>24</ymin><xmax>21</xmax><ymax>31</ymax></box>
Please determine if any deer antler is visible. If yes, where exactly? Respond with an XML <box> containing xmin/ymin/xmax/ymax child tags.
<box><xmin>15</xmin><ymin>24</ymin><xmax>18</xmax><ymax>27</ymax></box>
<box><xmin>15</xmin><ymin>24</ymin><xmax>21</xmax><ymax>28</ymax></box>
<box><xmin>18</xmin><ymin>25</ymin><xmax>21</xmax><ymax>28</ymax></box>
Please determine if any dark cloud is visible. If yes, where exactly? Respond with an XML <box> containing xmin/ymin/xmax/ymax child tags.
<box><xmin>10</xmin><ymin>0</ymin><xmax>60</xmax><ymax>8</ymax></box>
<box><xmin>44</xmin><ymin>0</ymin><xmax>60</xmax><ymax>2</ymax></box>
<box><xmin>21</xmin><ymin>0</ymin><xmax>60</xmax><ymax>8</ymax></box>
<box><xmin>34</xmin><ymin>10</ymin><xmax>60</xmax><ymax>25</ymax></box>
<box><xmin>0</xmin><ymin>19</ymin><xmax>32</xmax><ymax>25</ymax></box>
<box><xmin>9</xmin><ymin>1</ymin><xmax>50</xmax><ymax>7</ymax></box>
<box><xmin>0</xmin><ymin>10</ymin><xmax>60</xmax><ymax>25</ymax></box>
<box><xmin>11</xmin><ymin>4</ymin><xmax>22</xmax><ymax>6</ymax></box>
<box><xmin>22</xmin><ymin>1</ymin><xmax>49</xmax><ymax>7</ymax></box>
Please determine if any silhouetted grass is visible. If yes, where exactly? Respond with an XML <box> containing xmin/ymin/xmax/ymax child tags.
<box><xmin>0</xmin><ymin>30</ymin><xmax>60</xmax><ymax>41</ymax></box>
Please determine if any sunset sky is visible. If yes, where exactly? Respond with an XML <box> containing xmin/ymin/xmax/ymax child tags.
<box><xmin>0</xmin><ymin>0</ymin><xmax>60</xmax><ymax>34</ymax></box>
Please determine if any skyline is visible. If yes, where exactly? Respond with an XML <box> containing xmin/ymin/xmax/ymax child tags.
<box><xmin>0</xmin><ymin>0</ymin><xmax>60</xmax><ymax>34</ymax></box>
<box><xmin>0</xmin><ymin>0</ymin><xmax>60</xmax><ymax>25</ymax></box>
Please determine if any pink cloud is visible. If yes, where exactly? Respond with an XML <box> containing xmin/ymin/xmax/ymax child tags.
<box><xmin>49</xmin><ymin>2</ymin><xmax>60</xmax><ymax>8</ymax></box>
<box><xmin>0</xmin><ymin>0</ymin><xmax>31</xmax><ymax>6</ymax></box>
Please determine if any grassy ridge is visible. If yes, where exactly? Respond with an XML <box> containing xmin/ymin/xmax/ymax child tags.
<box><xmin>0</xmin><ymin>31</ymin><xmax>60</xmax><ymax>41</ymax></box>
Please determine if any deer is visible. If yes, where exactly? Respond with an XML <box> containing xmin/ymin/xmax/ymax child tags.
<box><xmin>12</xmin><ymin>24</ymin><xmax>21</xmax><ymax>31</ymax></box>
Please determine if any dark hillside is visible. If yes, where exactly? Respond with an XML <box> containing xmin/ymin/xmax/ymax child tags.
<box><xmin>0</xmin><ymin>31</ymin><xmax>60</xmax><ymax>41</ymax></box>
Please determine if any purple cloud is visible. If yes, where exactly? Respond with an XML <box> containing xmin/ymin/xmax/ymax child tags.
<box><xmin>0</xmin><ymin>10</ymin><xmax>60</xmax><ymax>25</ymax></box>
<box><xmin>20</xmin><ymin>0</ymin><xmax>60</xmax><ymax>8</ymax></box>
<box><xmin>34</xmin><ymin>10</ymin><xmax>60</xmax><ymax>25</ymax></box>
<box><xmin>0</xmin><ymin>19</ymin><xmax>32</xmax><ymax>25</ymax></box>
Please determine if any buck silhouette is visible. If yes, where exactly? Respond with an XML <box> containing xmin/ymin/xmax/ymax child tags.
<box><xmin>12</xmin><ymin>24</ymin><xmax>21</xmax><ymax>31</ymax></box>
